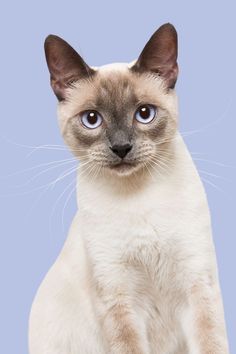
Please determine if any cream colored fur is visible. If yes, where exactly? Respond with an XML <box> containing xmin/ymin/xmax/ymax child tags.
<box><xmin>29</xmin><ymin>63</ymin><xmax>229</xmax><ymax>354</ymax></box>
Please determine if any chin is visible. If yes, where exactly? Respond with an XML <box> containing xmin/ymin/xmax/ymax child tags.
<box><xmin>106</xmin><ymin>161</ymin><xmax>143</xmax><ymax>178</ymax></box>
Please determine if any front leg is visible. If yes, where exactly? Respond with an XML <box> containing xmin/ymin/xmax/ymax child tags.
<box><xmin>94</xmin><ymin>279</ymin><xmax>149</xmax><ymax>354</ymax></box>
<box><xmin>183</xmin><ymin>282</ymin><xmax>229</xmax><ymax>354</ymax></box>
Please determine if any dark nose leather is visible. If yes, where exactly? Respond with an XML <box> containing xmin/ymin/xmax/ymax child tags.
<box><xmin>110</xmin><ymin>143</ymin><xmax>132</xmax><ymax>159</ymax></box>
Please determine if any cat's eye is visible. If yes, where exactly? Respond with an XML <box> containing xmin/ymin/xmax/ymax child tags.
<box><xmin>134</xmin><ymin>104</ymin><xmax>157</xmax><ymax>124</ymax></box>
<box><xmin>80</xmin><ymin>110</ymin><xmax>103</xmax><ymax>129</ymax></box>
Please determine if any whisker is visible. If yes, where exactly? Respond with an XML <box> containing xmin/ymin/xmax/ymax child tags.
<box><xmin>190</xmin><ymin>152</ymin><xmax>207</xmax><ymax>156</ymax></box>
<box><xmin>61</xmin><ymin>182</ymin><xmax>77</xmax><ymax>232</ymax></box>
<box><xmin>50</xmin><ymin>165</ymin><xmax>78</xmax><ymax>189</ymax></box>
<box><xmin>26</xmin><ymin>146</ymin><xmax>70</xmax><ymax>158</ymax></box>
<box><xmin>0</xmin><ymin>157</ymin><xmax>77</xmax><ymax>179</ymax></box>
<box><xmin>0</xmin><ymin>163</ymin><xmax>78</xmax><ymax>198</ymax></box>
<box><xmin>180</xmin><ymin>96</ymin><xmax>233</xmax><ymax>138</ymax></box>
<box><xmin>0</xmin><ymin>134</ymin><xmax>40</xmax><ymax>150</ymax></box>
<box><xmin>15</xmin><ymin>159</ymin><xmax>78</xmax><ymax>188</ymax></box>
<box><xmin>144</xmin><ymin>161</ymin><xmax>156</xmax><ymax>181</ymax></box>
<box><xmin>77</xmin><ymin>161</ymin><xmax>96</xmax><ymax>181</ymax></box>
<box><xmin>200</xmin><ymin>177</ymin><xmax>225</xmax><ymax>195</ymax></box>
<box><xmin>148</xmin><ymin>156</ymin><xmax>169</xmax><ymax>177</ymax></box>
<box><xmin>155</xmin><ymin>137</ymin><xmax>176</xmax><ymax>146</ymax></box>
<box><xmin>193</xmin><ymin>158</ymin><xmax>235</xmax><ymax>168</ymax></box>
<box><xmin>49</xmin><ymin>178</ymin><xmax>77</xmax><ymax>240</ymax></box>
<box><xmin>154</xmin><ymin>149</ymin><xmax>173</xmax><ymax>159</ymax></box>
<box><xmin>26</xmin><ymin>144</ymin><xmax>91</xmax><ymax>158</ymax></box>
<box><xmin>146</xmin><ymin>159</ymin><xmax>166</xmax><ymax>180</ymax></box>
<box><xmin>24</xmin><ymin>183</ymin><xmax>52</xmax><ymax>220</ymax></box>
<box><xmin>87</xmin><ymin>161</ymin><xmax>101</xmax><ymax>181</ymax></box>
<box><xmin>198</xmin><ymin>169</ymin><xmax>229</xmax><ymax>181</ymax></box>
<box><xmin>150</xmin><ymin>155</ymin><xmax>171</xmax><ymax>174</ymax></box>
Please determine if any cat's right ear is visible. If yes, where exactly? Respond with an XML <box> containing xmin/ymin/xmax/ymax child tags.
<box><xmin>44</xmin><ymin>35</ymin><xmax>95</xmax><ymax>101</ymax></box>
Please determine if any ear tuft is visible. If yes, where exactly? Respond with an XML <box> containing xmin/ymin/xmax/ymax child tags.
<box><xmin>44</xmin><ymin>35</ymin><xmax>95</xmax><ymax>101</ymax></box>
<box><xmin>131</xmin><ymin>23</ymin><xmax>178</xmax><ymax>89</ymax></box>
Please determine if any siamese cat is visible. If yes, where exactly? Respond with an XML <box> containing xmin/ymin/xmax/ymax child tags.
<box><xmin>29</xmin><ymin>23</ymin><xmax>229</xmax><ymax>354</ymax></box>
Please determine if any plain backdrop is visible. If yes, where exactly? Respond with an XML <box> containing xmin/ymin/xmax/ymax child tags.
<box><xmin>0</xmin><ymin>1</ymin><xmax>235</xmax><ymax>353</ymax></box>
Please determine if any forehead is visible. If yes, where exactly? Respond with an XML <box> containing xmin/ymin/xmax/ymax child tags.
<box><xmin>94</xmin><ymin>72</ymin><xmax>138</xmax><ymax>117</ymax></box>
<box><xmin>62</xmin><ymin>64</ymin><xmax>170</xmax><ymax>119</ymax></box>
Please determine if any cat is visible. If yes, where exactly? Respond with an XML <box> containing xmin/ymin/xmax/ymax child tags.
<box><xmin>29</xmin><ymin>23</ymin><xmax>229</xmax><ymax>354</ymax></box>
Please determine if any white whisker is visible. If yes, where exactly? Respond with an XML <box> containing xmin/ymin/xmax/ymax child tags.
<box><xmin>61</xmin><ymin>182</ymin><xmax>77</xmax><ymax>232</ymax></box>
<box><xmin>147</xmin><ymin>156</ymin><xmax>168</xmax><ymax>178</ymax></box>
<box><xmin>49</xmin><ymin>178</ymin><xmax>76</xmax><ymax>240</ymax></box>
<box><xmin>200</xmin><ymin>177</ymin><xmax>225</xmax><ymax>195</ymax></box>
<box><xmin>144</xmin><ymin>161</ymin><xmax>155</xmax><ymax>181</ymax></box>
<box><xmin>15</xmin><ymin>159</ymin><xmax>78</xmax><ymax>188</ymax></box>
<box><xmin>198</xmin><ymin>169</ymin><xmax>229</xmax><ymax>181</ymax></box>
<box><xmin>0</xmin><ymin>157</ymin><xmax>77</xmax><ymax>179</ymax></box>
<box><xmin>150</xmin><ymin>155</ymin><xmax>171</xmax><ymax>174</ymax></box>
<box><xmin>193</xmin><ymin>158</ymin><xmax>235</xmax><ymax>168</ymax></box>
<box><xmin>180</xmin><ymin>96</ymin><xmax>233</xmax><ymax>138</ymax></box>
<box><xmin>50</xmin><ymin>165</ymin><xmax>78</xmax><ymax>189</ymax></box>
<box><xmin>147</xmin><ymin>159</ymin><xmax>166</xmax><ymax>180</ymax></box>
<box><xmin>0</xmin><ymin>163</ymin><xmax>77</xmax><ymax>198</ymax></box>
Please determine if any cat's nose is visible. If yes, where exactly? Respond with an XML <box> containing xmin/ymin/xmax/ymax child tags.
<box><xmin>110</xmin><ymin>143</ymin><xmax>133</xmax><ymax>159</ymax></box>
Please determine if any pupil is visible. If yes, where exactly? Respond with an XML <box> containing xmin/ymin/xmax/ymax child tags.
<box><xmin>140</xmin><ymin>106</ymin><xmax>150</xmax><ymax>119</ymax></box>
<box><xmin>88</xmin><ymin>111</ymin><xmax>97</xmax><ymax>125</ymax></box>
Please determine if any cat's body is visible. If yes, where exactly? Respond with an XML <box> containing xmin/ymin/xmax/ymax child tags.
<box><xmin>29</xmin><ymin>25</ymin><xmax>229</xmax><ymax>354</ymax></box>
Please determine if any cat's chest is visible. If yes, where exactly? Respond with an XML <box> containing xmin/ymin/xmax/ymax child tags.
<box><xmin>112</xmin><ymin>211</ymin><xmax>177</xmax><ymax>273</ymax></box>
<box><xmin>78</xmin><ymin>174</ymin><xmax>207</xmax><ymax>276</ymax></box>
<box><xmin>81</xmin><ymin>181</ymin><xmax>182</xmax><ymax>245</ymax></box>
<box><xmin>81</xmin><ymin>207</ymin><xmax>183</xmax><ymax>301</ymax></box>
<box><xmin>81</xmin><ymin>201</ymin><xmax>179</xmax><ymax>269</ymax></box>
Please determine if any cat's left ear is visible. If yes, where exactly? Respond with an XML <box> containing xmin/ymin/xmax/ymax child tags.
<box><xmin>131</xmin><ymin>23</ymin><xmax>178</xmax><ymax>89</ymax></box>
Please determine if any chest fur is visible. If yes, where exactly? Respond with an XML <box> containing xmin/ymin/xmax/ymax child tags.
<box><xmin>79</xmin><ymin>195</ymin><xmax>207</xmax><ymax>294</ymax></box>
<box><xmin>77</xmin><ymin>142</ymin><xmax>212</xmax><ymax>297</ymax></box>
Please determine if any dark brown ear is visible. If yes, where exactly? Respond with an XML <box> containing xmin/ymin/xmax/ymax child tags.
<box><xmin>44</xmin><ymin>35</ymin><xmax>95</xmax><ymax>101</ymax></box>
<box><xmin>131</xmin><ymin>23</ymin><xmax>178</xmax><ymax>89</ymax></box>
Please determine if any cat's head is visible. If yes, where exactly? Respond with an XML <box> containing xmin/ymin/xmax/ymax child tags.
<box><xmin>44</xmin><ymin>23</ymin><xmax>178</xmax><ymax>179</ymax></box>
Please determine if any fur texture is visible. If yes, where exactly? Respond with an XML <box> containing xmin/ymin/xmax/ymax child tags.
<box><xmin>29</xmin><ymin>25</ymin><xmax>229</xmax><ymax>354</ymax></box>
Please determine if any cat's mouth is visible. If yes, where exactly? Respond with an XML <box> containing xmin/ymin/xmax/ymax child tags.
<box><xmin>108</xmin><ymin>161</ymin><xmax>138</xmax><ymax>174</ymax></box>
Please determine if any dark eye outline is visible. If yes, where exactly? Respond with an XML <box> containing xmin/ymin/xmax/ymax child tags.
<box><xmin>80</xmin><ymin>110</ymin><xmax>103</xmax><ymax>129</ymax></box>
<box><xmin>134</xmin><ymin>104</ymin><xmax>157</xmax><ymax>124</ymax></box>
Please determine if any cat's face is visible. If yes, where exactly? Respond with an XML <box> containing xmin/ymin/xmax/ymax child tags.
<box><xmin>45</xmin><ymin>23</ymin><xmax>178</xmax><ymax>178</ymax></box>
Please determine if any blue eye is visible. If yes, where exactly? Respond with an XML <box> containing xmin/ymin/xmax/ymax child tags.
<box><xmin>135</xmin><ymin>104</ymin><xmax>157</xmax><ymax>124</ymax></box>
<box><xmin>80</xmin><ymin>110</ymin><xmax>103</xmax><ymax>129</ymax></box>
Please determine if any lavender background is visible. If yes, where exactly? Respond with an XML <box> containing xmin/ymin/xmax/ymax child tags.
<box><xmin>0</xmin><ymin>1</ymin><xmax>235</xmax><ymax>353</ymax></box>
